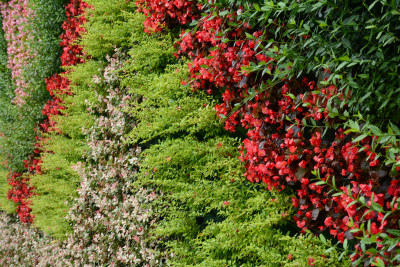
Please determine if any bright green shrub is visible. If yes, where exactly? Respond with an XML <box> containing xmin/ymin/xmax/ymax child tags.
<box><xmin>80</xmin><ymin>0</ymin><xmax>138</xmax><ymax>59</ymax></box>
<box><xmin>29</xmin><ymin>132</ymin><xmax>83</xmax><ymax>238</ymax></box>
<box><xmin>29</xmin><ymin>0</ymin><xmax>139</xmax><ymax>239</ymax></box>
<box><xmin>28</xmin><ymin>47</ymin><xmax>95</xmax><ymax>238</ymax></box>
<box><xmin>0</xmin><ymin>160</ymin><xmax>15</xmax><ymax>214</ymax></box>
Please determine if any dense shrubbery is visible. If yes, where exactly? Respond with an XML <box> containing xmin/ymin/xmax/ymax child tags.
<box><xmin>122</xmin><ymin>55</ymin><xmax>345</xmax><ymax>265</ymax></box>
<box><xmin>241</xmin><ymin>0</ymin><xmax>400</xmax><ymax>125</ymax></box>
<box><xmin>0</xmin><ymin>0</ymin><xmax>398</xmax><ymax>265</ymax></box>
<box><xmin>0</xmin><ymin>0</ymin><xmax>67</xmax><ymax>172</ymax></box>
<box><xmin>138</xmin><ymin>0</ymin><xmax>400</xmax><ymax>265</ymax></box>
<box><xmin>0</xmin><ymin>0</ymin><xmax>68</xmax><ymax>223</ymax></box>
<box><xmin>29</xmin><ymin>0</ymin><xmax>88</xmax><ymax>238</ymax></box>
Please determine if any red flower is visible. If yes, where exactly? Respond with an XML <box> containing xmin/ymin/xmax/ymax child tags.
<box><xmin>307</xmin><ymin>257</ymin><xmax>316</xmax><ymax>266</ymax></box>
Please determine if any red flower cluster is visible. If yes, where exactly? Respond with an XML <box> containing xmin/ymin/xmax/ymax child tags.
<box><xmin>175</xmin><ymin>9</ymin><xmax>262</xmax><ymax>96</ymax></box>
<box><xmin>136</xmin><ymin>0</ymin><xmax>201</xmax><ymax>33</ymax></box>
<box><xmin>6</xmin><ymin>0</ymin><xmax>88</xmax><ymax>223</ymax></box>
<box><xmin>238</xmin><ymin>79</ymin><xmax>399</xmax><ymax>263</ymax></box>
<box><xmin>7</xmin><ymin>172</ymin><xmax>34</xmax><ymax>223</ymax></box>
<box><xmin>42</xmin><ymin>0</ymin><xmax>88</xmax><ymax>132</ymax></box>
<box><xmin>139</xmin><ymin>2</ymin><xmax>400</xmax><ymax>264</ymax></box>
<box><xmin>60</xmin><ymin>0</ymin><xmax>89</xmax><ymax>66</ymax></box>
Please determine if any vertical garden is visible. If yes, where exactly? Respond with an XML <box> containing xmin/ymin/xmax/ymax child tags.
<box><xmin>0</xmin><ymin>0</ymin><xmax>399</xmax><ymax>266</ymax></box>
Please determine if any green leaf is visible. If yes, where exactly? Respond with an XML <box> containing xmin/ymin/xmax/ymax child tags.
<box><xmin>317</xmin><ymin>20</ymin><xmax>328</xmax><ymax>28</ymax></box>
<box><xmin>338</xmin><ymin>251</ymin><xmax>346</xmax><ymax>261</ymax></box>
<box><xmin>324</xmin><ymin>247</ymin><xmax>335</xmax><ymax>254</ymax></box>
<box><xmin>372</xmin><ymin>257</ymin><xmax>385</xmax><ymax>267</ymax></box>
<box><xmin>391</xmin><ymin>10</ymin><xmax>400</xmax><ymax>15</ymax></box>
<box><xmin>320</xmin><ymin>234</ymin><xmax>327</xmax><ymax>245</ymax></box>
<box><xmin>379</xmin><ymin>135</ymin><xmax>391</xmax><ymax>144</ymax></box>
<box><xmin>341</xmin><ymin>37</ymin><xmax>351</xmax><ymax>49</ymax></box>
<box><xmin>358</xmin><ymin>74</ymin><xmax>369</xmax><ymax>79</ymax></box>
<box><xmin>390</xmin><ymin>122</ymin><xmax>400</xmax><ymax>135</ymax></box>
<box><xmin>245</xmin><ymin>32</ymin><xmax>254</xmax><ymax>39</ymax></box>
<box><xmin>368</xmin><ymin>0</ymin><xmax>379</xmax><ymax>11</ymax></box>
<box><xmin>386</xmin><ymin>229</ymin><xmax>400</xmax><ymax>236</ymax></box>
<box><xmin>343</xmin><ymin>239</ymin><xmax>348</xmax><ymax>250</ymax></box>
<box><xmin>346</xmin><ymin>200</ymin><xmax>357</xmax><ymax>208</ymax></box>
<box><xmin>352</xmin><ymin>134</ymin><xmax>367</xmax><ymax>143</ymax></box>
<box><xmin>219</xmin><ymin>10</ymin><xmax>230</xmax><ymax>16</ymax></box>
<box><xmin>369</xmin><ymin>125</ymin><xmax>382</xmax><ymax>136</ymax></box>
<box><xmin>338</xmin><ymin>55</ymin><xmax>350</xmax><ymax>61</ymax></box>
<box><xmin>349</xmin><ymin>120</ymin><xmax>360</xmax><ymax>131</ymax></box>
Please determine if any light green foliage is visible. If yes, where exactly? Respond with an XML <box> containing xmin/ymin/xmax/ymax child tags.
<box><xmin>123</xmin><ymin>21</ymin><xmax>347</xmax><ymax>265</ymax></box>
<box><xmin>0</xmin><ymin>160</ymin><xmax>15</xmax><ymax>214</ymax></box>
<box><xmin>29</xmin><ymin>0</ymin><xmax>139</xmax><ymax>239</ymax></box>
<box><xmin>29</xmin><ymin>63</ymin><xmax>97</xmax><ymax>239</ymax></box>
<box><xmin>124</xmin><ymin>66</ymin><xmax>219</xmax><ymax>143</ymax></box>
<box><xmin>30</xmin><ymin>133</ymin><xmax>83</xmax><ymax>239</ymax></box>
<box><xmin>81</xmin><ymin>0</ymin><xmax>138</xmax><ymax>59</ymax></box>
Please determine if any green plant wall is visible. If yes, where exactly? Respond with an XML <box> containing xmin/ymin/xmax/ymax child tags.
<box><xmin>29</xmin><ymin>0</ymin><xmax>138</xmax><ymax>239</ymax></box>
<box><xmin>0</xmin><ymin>0</ymin><xmax>67</xmax><ymax>174</ymax></box>
<box><xmin>120</xmin><ymin>15</ymin><xmax>348</xmax><ymax>265</ymax></box>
